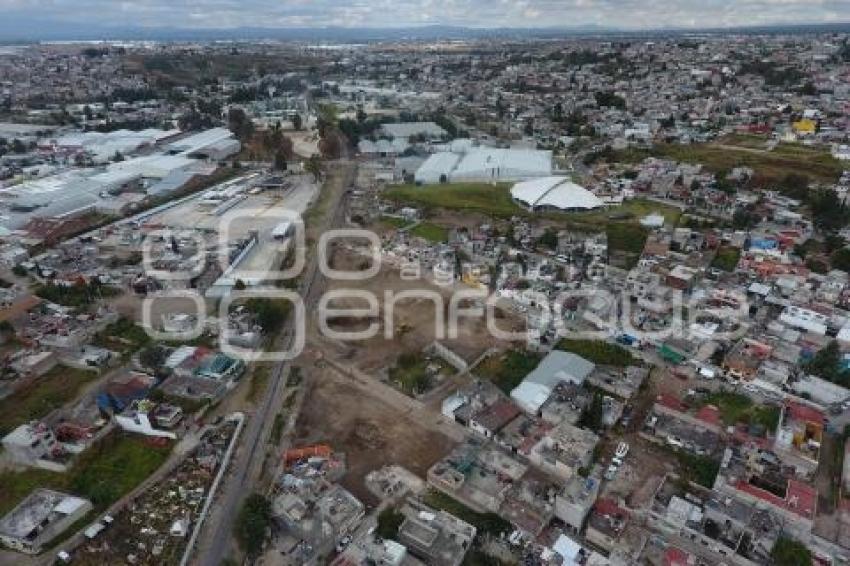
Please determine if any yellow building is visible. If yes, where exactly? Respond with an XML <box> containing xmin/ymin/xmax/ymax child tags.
<box><xmin>792</xmin><ymin>118</ymin><xmax>817</xmax><ymax>135</ymax></box>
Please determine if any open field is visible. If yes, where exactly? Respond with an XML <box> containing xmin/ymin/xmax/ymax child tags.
<box><xmin>556</xmin><ymin>339</ymin><xmax>639</xmax><ymax>367</ymax></box>
<box><xmin>383</xmin><ymin>183</ymin><xmax>680</xmax><ymax>230</ymax></box>
<box><xmin>0</xmin><ymin>432</ymin><xmax>172</xmax><ymax>515</ymax></box>
<box><xmin>292</xmin><ymin>367</ymin><xmax>457</xmax><ymax>506</ymax></box>
<box><xmin>93</xmin><ymin>316</ymin><xmax>151</xmax><ymax>358</ymax></box>
<box><xmin>383</xmin><ymin>183</ymin><xmax>520</xmax><ymax>218</ymax></box>
<box><xmin>0</xmin><ymin>365</ymin><xmax>100</xmax><ymax>435</ymax></box>
<box><xmin>314</xmin><ymin>250</ymin><xmax>521</xmax><ymax>372</ymax></box>
<box><xmin>124</xmin><ymin>51</ymin><xmax>323</xmax><ymax>86</ymax></box>
<box><xmin>711</xmin><ymin>246</ymin><xmax>742</xmax><ymax>272</ymax></box>
<box><xmin>699</xmin><ymin>391</ymin><xmax>781</xmax><ymax>429</ymax></box>
<box><xmin>475</xmin><ymin>350</ymin><xmax>542</xmax><ymax>394</ymax></box>
<box><xmin>409</xmin><ymin>221</ymin><xmax>450</xmax><ymax>243</ymax></box>
<box><xmin>614</xmin><ymin>141</ymin><xmax>845</xmax><ymax>183</ymax></box>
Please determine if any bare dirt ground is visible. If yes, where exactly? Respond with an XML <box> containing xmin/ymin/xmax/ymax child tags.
<box><xmin>310</xmin><ymin>247</ymin><xmax>520</xmax><ymax>373</ymax></box>
<box><xmin>291</xmin><ymin>365</ymin><xmax>458</xmax><ymax>507</ymax></box>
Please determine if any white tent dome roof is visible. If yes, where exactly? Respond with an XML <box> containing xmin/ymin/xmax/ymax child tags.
<box><xmin>511</xmin><ymin>176</ymin><xmax>603</xmax><ymax>210</ymax></box>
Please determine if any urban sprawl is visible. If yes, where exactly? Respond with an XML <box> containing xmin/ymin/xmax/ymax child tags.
<box><xmin>0</xmin><ymin>31</ymin><xmax>848</xmax><ymax>566</ymax></box>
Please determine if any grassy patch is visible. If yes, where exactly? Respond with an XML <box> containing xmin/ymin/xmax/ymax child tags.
<box><xmin>556</xmin><ymin>339</ymin><xmax>637</xmax><ymax>367</ymax></box>
<box><xmin>0</xmin><ymin>432</ymin><xmax>172</xmax><ymax>515</ymax></box>
<box><xmin>384</xmin><ymin>183</ymin><xmax>680</xmax><ymax>233</ymax></box>
<box><xmin>606</xmin><ymin>222</ymin><xmax>649</xmax><ymax>269</ymax></box>
<box><xmin>423</xmin><ymin>489</ymin><xmax>512</xmax><ymax>536</ymax></box>
<box><xmin>639</xmin><ymin>142</ymin><xmax>843</xmax><ymax>183</ymax></box>
<box><xmin>0</xmin><ymin>365</ymin><xmax>100</xmax><ymax>435</ymax></box>
<box><xmin>389</xmin><ymin>354</ymin><xmax>434</xmax><ymax>395</ymax></box>
<box><xmin>379</xmin><ymin>215</ymin><xmax>410</xmax><ymax>229</ymax></box>
<box><xmin>409</xmin><ymin>222</ymin><xmax>450</xmax><ymax>243</ymax></box>
<box><xmin>712</xmin><ymin>246</ymin><xmax>742</xmax><ymax>272</ymax></box>
<box><xmin>474</xmin><ymin>350</ymin><xmax>542</xmax><ymax>394</ymax></box>
<box><xmin>384</xmin><ymin>183</ymin><xmax>520</xmax><ymax>218</ymax></box>
<box><xmin>671</xmin><ymin>450</ymin><xmax>721</xmax><ymax>489</ymax></box>
<box><xmin>93</xmin><ymin>316</ymin><xmax>152</xmax><ymax>357</ymax></box>
<box><xmin>34</xmin><ymin>282</ymin><xmax>121</xmax><ymax>309</ymax></box>
<box><xmin>700</xmin><ymin>391</ymin><xmax>780</xmax><ymax>430</ymax></box>
<box><xmin>270</xmin><ymin>413</ymin><xmax>286</xmax><ymax>445</ymax></box>
<box><xmin>717</xmin><ymin>133</ymin><xmax>771</xmax><ymax>149</ymax></box>
<box><xmin>247</xmin><ymin>364</ymin><xmax>273</xmax><ymax>403</ymax></box>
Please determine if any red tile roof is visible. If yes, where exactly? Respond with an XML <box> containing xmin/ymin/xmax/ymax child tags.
<box><xmin>594</xmin><ymin>498</ymin><xmax>629</xmax><ymax>519</ymax></box>
<box><xmin>473</xmin><ymin>400</ymin><xmax>521</xmax><ymax>433</ymax></box>
<box><xmin>664</xmin><ymin>547</ymin><xmax>694</xmax><ymax>566</ymax></box>
<box><xmin>785</xmin><ymin>400</ymin><xmax>824</xmax><ymax>426</ymax></box>
<box><xmin>656</xmin><ymin>393</ymin><xmax>686</xmax><ymax>413</ymax></box>
<box><xmin>696</xmin><ymin>405</ymin><xmax>722</xmax><ymax>427</ymax></box>
<box><xmin>734</xmin><ymin>478</ymin><xmax>816</xmax><ymax>519</ymax></box>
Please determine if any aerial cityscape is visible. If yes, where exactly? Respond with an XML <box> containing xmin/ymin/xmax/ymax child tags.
<box><xmin>0</xmin><ymin>3</ymin><xmax>849</xmax><ymax>566</ymax></box>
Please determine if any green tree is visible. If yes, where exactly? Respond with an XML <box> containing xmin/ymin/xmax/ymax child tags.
<box><xmin>227</xmin><ymin>107</ymin><xmax>254</xmax><ymax>142</ymax></box>
<box><xmin>139</xmin><ymin>345</ymin><xmax>167</xmax><ymax>371</ymax></box>
<box><xmin>832</xmin><ymin>248</ymin><xmax>850</xmax><ymax>273</ymax></box>
<box><xmin>537</xmin><ymin>228</ymin><xmax>558</xmax><ymax>250</ymax></box>
<box><xmin>804</xmin><ymin>340</ymin><xmax>847</xmax><ymax>386</ymax></box>
<box><xmin>578</xmin><ymin>391</ymin><xmax>605</xmax><ymax>432</ymax></box>
<box><xmin>809</xmin><ymin>189</ymin><xmax>849</xmax><ymax>234</ymax></box>
<box><xmin>376</xmin><ymin>507</ymin><xmax>405</xmax><ymax>540</ymax></box>
<box><xmin>235</xmin><ymin>493</ymin><xmax>272</xmax><ymax>558</ymax></box>
<box><xmin>304</xmin><ymin>155</ymin><xmax>323</xmax><ymax>181</ymax></box>
<box><xmin>778</xmin><ymin>173</ymin><xmax>810</xmax><ymax>201</ymax></box>
<box><xmin>771</xmin><ymin>536</ymin><xmax>812</xmax><ymax>566</ymax></box>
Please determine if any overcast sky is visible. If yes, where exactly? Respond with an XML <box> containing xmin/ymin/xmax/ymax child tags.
<box><xmin>1</xmin><ymin>0</ymin><xmax>849</xmax><ymax>30</ymax></box>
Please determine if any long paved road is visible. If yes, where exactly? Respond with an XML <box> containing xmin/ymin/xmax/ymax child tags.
<box><xmin>194</xmin><ymin>160</ymin><xmax>356</xmax><ymax>566</ymax></box>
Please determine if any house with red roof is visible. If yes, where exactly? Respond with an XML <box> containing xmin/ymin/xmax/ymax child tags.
<box><xmin>774</xmin><ymin>400</ymin><xmax>824</xmax><ymax>479</ymax></box>
<box><xmin>664</xmin><ymin>547</ymin><xmax>697</xmax><ymax>566</ymax></box>
<box><xmin>585</xmin><ymin>498</ymin><xmax>630</xmax><ymax>552</ymax></box>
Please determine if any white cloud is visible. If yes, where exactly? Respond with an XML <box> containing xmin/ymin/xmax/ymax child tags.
<box><xmin>0</xmin><ymin>0</ymin><xmax>848</xmax><ymax>29</ymax></box>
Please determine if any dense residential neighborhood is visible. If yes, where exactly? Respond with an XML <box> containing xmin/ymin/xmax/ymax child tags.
<box><xmin>0</xmin><ymin>18</ymin><xmax>849</xmax><ymax>566</ymax></box>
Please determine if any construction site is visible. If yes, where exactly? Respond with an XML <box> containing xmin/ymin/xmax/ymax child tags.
<box><xmin>291</xmin><ymin>360</ymin><xmax>461</xmax><ymax>508</ymax></box>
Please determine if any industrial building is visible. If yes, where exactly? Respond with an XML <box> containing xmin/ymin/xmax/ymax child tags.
<box><xmin>50</xmin><ymin>128</ymin><xmax>180</xmax><ymax>163</ymax></box>
<box><xmin>510</xmin><ymin>350</ymin><xmax>596</xmax><ymax>414</ymax></box>
<box><xmin>511</xmin><ymin>176</ymin><xmax>604</xmax><ymax>212</ymax></box>
<box><xmin>414</xmin><ymin>146</ymin><xmax>552</xmax><ymax>184</ymax></box>
<box><xmin>164</xmin><ymin>127</ymin><xmax>241</xmax><ymax>160</ymax></box>
<box><xmin>0</xmin><ymin>127</ymin><xmax>239</xmax><ymax>233</ymax></box>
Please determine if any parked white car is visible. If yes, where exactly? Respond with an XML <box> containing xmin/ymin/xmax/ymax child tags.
<box><xmin>615</xmin><ymin>442</ymin><xmax>630</xmax><ymax>459</ymax></box>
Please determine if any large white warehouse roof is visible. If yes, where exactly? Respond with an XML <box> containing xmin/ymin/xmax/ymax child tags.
<box><xmin>414</xmin><ymin>147</ymin><xmax>552</xmax><ymax>185</ymax></box>
<box><xmin>451</xmin><ymin>148</ymin><xmax>552</xmax><ymax>182</ymax></box>
<box><xmin>511</xmin><ymin>176</ymin><xmax>603</xmax><ymax>211</ymax></box>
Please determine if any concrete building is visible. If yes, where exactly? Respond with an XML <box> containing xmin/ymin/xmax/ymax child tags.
<box><xmin>114</xmin><ymin>399</ymin><xmax>181</xmax><ymax>439</ymax></box>
<box><xmin>397</xmin><ymin>499</ymin><xmax>476</xmax><ymax>566</ymax></box>
<box><xmin>1</xmin><ymin>422</ymin><xmax>62</xmax><ymax>470</ymax></box>
<box><xmin>0</xmin><ymin>489</ymin><xmax>92</xmax><ymax>554</ymax></box>
<box><xmin>528</xmin><ymin>421</ymin><xmax>600</xmax><ymax>481</ymax></box>
<box><xmin>555</xmin><ymin>473</ymin><xmax>601</xmax><ymax>532</ymax></box>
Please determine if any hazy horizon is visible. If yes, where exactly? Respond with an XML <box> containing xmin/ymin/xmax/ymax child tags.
<box><xmin>1</xmin><ymin>0</ymin><xmax>850</xmax><ymax>39</ymax></box>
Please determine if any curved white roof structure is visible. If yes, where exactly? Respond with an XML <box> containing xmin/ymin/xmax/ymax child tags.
<box><xmin>511</xmin><ymin>176</ymin><xmax>603</xmax><ymax>211</ymax></box>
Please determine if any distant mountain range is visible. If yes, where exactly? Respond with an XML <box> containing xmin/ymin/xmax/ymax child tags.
<box><xmin>0</xmin><ymin>16</ymin><xmax>848</xmax><ymax>44</ymax></box>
